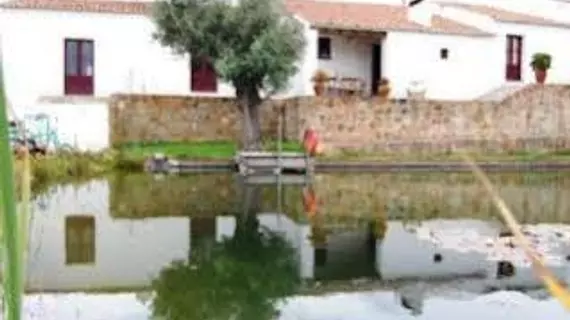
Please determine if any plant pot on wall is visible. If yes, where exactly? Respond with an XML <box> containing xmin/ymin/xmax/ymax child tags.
<box><xmin>313</xmin><ymin>82</ymin><xmax>325</xmax><ymax>96</ymax></box>
<box><xmin>534</xmin><ymin>68</ymin><xmax>547</xmax><ymax>84</ymax></box>
<box><xmin>377</xmin><ymin>78</ymin><xmax>391</xmax><ymax>101</ymax></box>
<box><xmin>530</xmin><ymin>52</ymin><xmax>552</xmax><ymax>84</ymax></box>
<box><xmin>311</xmin><ymin>69</ymin><xmax>330</xmax><ymax>97</ymax></box>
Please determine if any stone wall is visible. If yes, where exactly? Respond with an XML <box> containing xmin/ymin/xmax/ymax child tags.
<box><xmin>109</xmin><ymin>94</ymin><xmax>288</xmax><ymax>145</ymax></box>
<box><xmin>109</xmin><ymin>85</ymin><xmax>570</xmax><ymax>152</ymax></box>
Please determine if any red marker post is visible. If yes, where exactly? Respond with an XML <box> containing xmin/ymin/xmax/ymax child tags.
<box><xmin>303</xmin><ymin>128</ymin><xmax>319</xmax><ymax>156</ymax></box>
<box><xmin>303</xmin><ymin>186</ymin><xmax>318</xmax><ymax>217</ymax></box>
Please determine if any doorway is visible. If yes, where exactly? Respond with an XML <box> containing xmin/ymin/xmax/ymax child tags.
<box><xmin>505</xmin><ymin>34</ymin><xmax>523</xmax><ymax>81</ymax></box>
<box><xmin>371</xmin><ymin>43</ymin><xmax>382</xmax><ymax>95</ymax></box>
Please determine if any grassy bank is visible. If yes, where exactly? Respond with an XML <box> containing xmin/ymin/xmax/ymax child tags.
<box><xmin>118</xmin><ymin>140</ymin><xmax>570</xmax><ymax>162</ymax></box>
<box><xmin>324</xmin><ymin>149</ymin><xmax>570</xmax><ymax>162</ymax></box>
<box><xmin>15</xmin><ymin>141</ymin><xmax>570</xmax><ymax>195</ymax></box>
<box><xmin>14</xmin><ymin>152</ymin><xmax>118</xmax><ymax>194</ymax></box>
<box><xmin>119</xmin><ymin>140</ymin><xmax>303</xmax><ymax>160</ymax></box>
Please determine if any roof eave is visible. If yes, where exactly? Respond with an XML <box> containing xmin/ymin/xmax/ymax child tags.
<box><xmin>496</xmin><ymin>19</ymin><xmax>570</xmax><ymax>29</ymax></box>
<box><xmin>0</xmin><ymin>3</ymin><xmax>149</xmax><ymax>15</ymax></box>
<box><xmin>312</xmin><ymin>23</ymin><xmax>492</xmax><ymax>37</ymax></box>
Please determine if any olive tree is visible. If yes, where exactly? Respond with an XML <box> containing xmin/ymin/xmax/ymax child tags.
<box><xmin>153</xmin><ymin>0</ymin><xmax>306</xmax><ymax>150</ymax></box>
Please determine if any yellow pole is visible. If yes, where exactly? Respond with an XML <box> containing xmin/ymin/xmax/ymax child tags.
<box><xmin>461</xmin><ymin>153</ymin><xmax>570</xmax><ymax>310</ymax></box>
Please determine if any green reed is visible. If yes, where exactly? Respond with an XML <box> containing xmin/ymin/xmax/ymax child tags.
<box><xmin>0</xmin><ymin>45</ymin><xmax>23</xmax><ymax>319</ymax></box>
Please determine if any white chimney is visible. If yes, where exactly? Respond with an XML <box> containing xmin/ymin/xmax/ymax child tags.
<box><xmin>407</xmin><ymin>1</ymin><xmax>437</xmax><ymax>26</ymax></box>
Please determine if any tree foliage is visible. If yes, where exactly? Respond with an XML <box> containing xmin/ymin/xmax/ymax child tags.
<box><xmin>152</xmin><ymin>0</ymin><xmax>306</xmax><ymax>149</ymax></box>
<box><xmin>153</xmin><ymin>0</ymin><xmax>305</xmax><ymax>92</ymax></box>
<box><xmin>151</xmin><ymin>215</ymin><xmax>300</xmax><ymax>320</ymax></box>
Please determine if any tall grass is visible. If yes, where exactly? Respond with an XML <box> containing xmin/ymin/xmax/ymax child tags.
<box><xmin>0</xmin><ymin>43</ymin><xmax>25</xmax><ymax>319</ymax></box>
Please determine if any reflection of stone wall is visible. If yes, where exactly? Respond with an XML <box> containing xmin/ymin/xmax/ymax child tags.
<box><xmin>108</xmin><ymin>172</ymin><xmax>570</xmax><ymax>224</ymax></box>
<box><xmin>110</xmin><ymin>174</ymin><xmax>236</xmax><ymax>218</ymax></box>
<box><xmin>312</xmin><ymin>174</ymin><xmax>570</xmax><ymax>223</ymax></box>
<box><xmin>110</xmin><ymin>85</ymin><xmax>570</xmax><ymax>153</ymax></box>
<box><xmin>109</xmin><ymin>173</ymin><xmax>305</xmax><ymax>219</ymax></box>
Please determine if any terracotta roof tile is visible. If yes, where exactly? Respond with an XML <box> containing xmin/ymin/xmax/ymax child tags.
<box><xmin>285</xmin><ymin>0</ymin><xmax>490</xmax><ymax>36</ymax></box>
<box><xmin>442</xmin><ymin>3</ymin><xmax>570</xmax><ymax>28</ymax></box>
<box><xmin>0</xmin><ymin>0</ymin><xmax>151</xmax><ymax>14</ymax></box>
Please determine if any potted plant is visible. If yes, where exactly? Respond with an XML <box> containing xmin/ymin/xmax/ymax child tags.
<box><xmin>530</xmin><ymin>52</ymin><xmax>552</xmax><ymax>84</ymax></box>
<box><xmin>378</xmin><ymin>78</ymin><xmax>391</xmax><ymax>100</ymax></box>
<box><xmin>311</xmin><ymin>69</ymin><xmax>329</xmax><ymax>96</ymax></box>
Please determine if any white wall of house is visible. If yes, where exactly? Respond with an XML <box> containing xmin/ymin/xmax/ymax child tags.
<box><xmin>383</xmin><ymin>31</ymin><xmax>501</xmax><ymax>100</ymax></box>
<box><xmin>13</xmin><ymin>101</ymin><xmax>110</xmax><ymax>151</ymax></box>
<box><xmin>495</xmin><ymin>23</ymin><xmax>570</xmax><ymax>84</ymax></box>
<box><xmin>440</xmin><ymin>7</ymin><xmax>570</xmax><ymax>85</ymax></box>
<box><xmin>0</xmin><ymin>8</ymin><xmax>311</xmax><ymax>109</ymax></box>
<box><xmin>272</xmin><ymin>17</ymin><xmax>317</xmax><ymax>98</ymax></box>
<box><xmin>0</xmin><ymin>10</ymin><xmax>210</xmax><ymax>108</ymax></box>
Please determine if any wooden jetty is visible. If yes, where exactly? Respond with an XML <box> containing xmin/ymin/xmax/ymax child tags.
<box><xmin>234</xmin><ymin>151</ymin><xmax>313</xmax><ymax>175</ymax></box>
<box><xmin>144</xmin><ymin>154</ymin><xmax>235</xmax><ymax>173</ymax></box>
<box><xmin>237</xmin><ymin>172</ymin><xmax>311</xmax><ymax>185</ymax></box>
<box><xmin>144</xmin><ymin>151</ymin><xmax>314</xmax><ymax>176</ymax></box>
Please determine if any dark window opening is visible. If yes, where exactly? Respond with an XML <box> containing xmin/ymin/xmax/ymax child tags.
<box><xmin>318</xmin><ymin>37</ymin><xmax>331</xmax><ymax>60</ymax></box>
<box><xmin>497</xmin><ymin>260</ymin><xmax>515</xmax><ymax>278</ymax></box>
<box><xmin>315</xmin><ymin>248</ymin><xmax>327</xmax><ymax>267</ymax></box>
<box><xmin>433</xmin><ymin>253</ymin><xmax>443</xmax><ymax>263</ymax></box>
<box><xmin>65</xmin><ymin>215</ymin><xmax>96</xmax><ymax>265</ymax></box>
<box><xmin>440</xmin><ymin>48</ymin><xmax>449</xmax><ymax>60</ymax></box>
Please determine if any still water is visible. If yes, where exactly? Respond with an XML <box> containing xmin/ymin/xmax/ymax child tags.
<box><xmin>24</xmin><ymin>172</ymin><xmax>570</xmax><ymax>317</ymax></box>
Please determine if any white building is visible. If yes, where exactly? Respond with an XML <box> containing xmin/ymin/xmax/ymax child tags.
<box><xmin>1</xmin><ymin>0</ymin><xmax>569</xmax><ymax>150</ymax></box>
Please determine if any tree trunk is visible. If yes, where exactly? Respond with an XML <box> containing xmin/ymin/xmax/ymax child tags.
<box><xmin>236</xmin><ymin>86</ymin><xmax>262</xmax><ymax>151</ymax></box>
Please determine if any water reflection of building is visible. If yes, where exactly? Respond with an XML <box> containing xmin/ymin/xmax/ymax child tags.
<box><xmin>27</xmin><ymin>178</ymin><xmax>570</xmax><ymax>298</ymax></box>
<box><xmin>378</xmin><ymin>219</ymin><xmax>570</xmax><ymax>290</ymax></box>
<box><xmin>28</xmin><ymin>180</ymin><xmax>190</xmax><ymax>292</ymax></box>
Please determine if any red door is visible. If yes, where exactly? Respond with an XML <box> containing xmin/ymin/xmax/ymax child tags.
<box><xmin>505</xmin><ymin>35</ymin><xmax>522</xmax><ymax>81</ymax></box>
<box><xmin>191</xmin><ymin>57</ymin><xmax>217</xmax><ymax>92</ymax></box>
<box><xmin>65</xmin><ymin>39</ymin><xmax>94</xmax><ymax>95</ymax></box>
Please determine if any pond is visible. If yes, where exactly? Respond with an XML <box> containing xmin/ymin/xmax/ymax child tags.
<box><xmin>22</xmin><ymin>172</ymin><xmax>570</xmax><ymax>318</ymax></box>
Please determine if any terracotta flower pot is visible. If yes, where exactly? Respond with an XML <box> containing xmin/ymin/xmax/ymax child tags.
<box><xmin>378</xmin><ymin>85</ymin><xmax>390</xmax><ymax>101</ymax></box>
<box><xmin>534</xmin><ymin>68</ymin><xmax>547</xmax><ymax>84</ymax></box>
<box><xmin>313</xmin><ymin>83</ymin><xmax>325</xmax><ymax>96</ymax></box>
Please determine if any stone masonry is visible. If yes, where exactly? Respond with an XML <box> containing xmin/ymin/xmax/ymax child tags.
<box><xmin>109</xmin><ymin>85</ymin><xmax>570</xmax><ymax>153</ymax></box>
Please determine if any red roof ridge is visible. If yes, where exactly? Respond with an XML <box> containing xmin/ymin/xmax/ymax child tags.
<box><xmin>286</xmin><ymin>0</ymin><xmax>490</xmax><ymax>36</ymax></box>
<box><xmin>440</xmin><ymin>2</ymin><xmax>570</xmax><ymax>28</ymax></box>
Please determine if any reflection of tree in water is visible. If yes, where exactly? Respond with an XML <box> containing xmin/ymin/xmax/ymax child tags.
<box><xmin>151</xmin><ymin>214</ymin><xmax>300</xmax><ymax>320</ymax></box>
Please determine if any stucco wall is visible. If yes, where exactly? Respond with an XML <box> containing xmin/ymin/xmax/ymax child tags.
<box><xmin>0</xmin><ymin>9</ymin><xmax>308</xmax><ymax>111</ymax></box>
<box><xmin>439</xmin><ymin>7</ymin><xmax>570</xmax><ymax>86</ymax></box>
<box><xmin>383</xmin><ymin>31</ymin><xmax>500</xmax><ymax>100</ymax></box>
<box><xmin>110</xmin><ymin>85</ymin><xmax>570</xmax><ymax>153</ymax></box>
<box><xmin>496</xmin><ymin>23</ymin><xmax>570</xmax><ymax>84</ymax></box>
<box><xmin>12</xmin><ymin>100</ymin><xmax>110</xmax><ymax>151</ymax></box>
